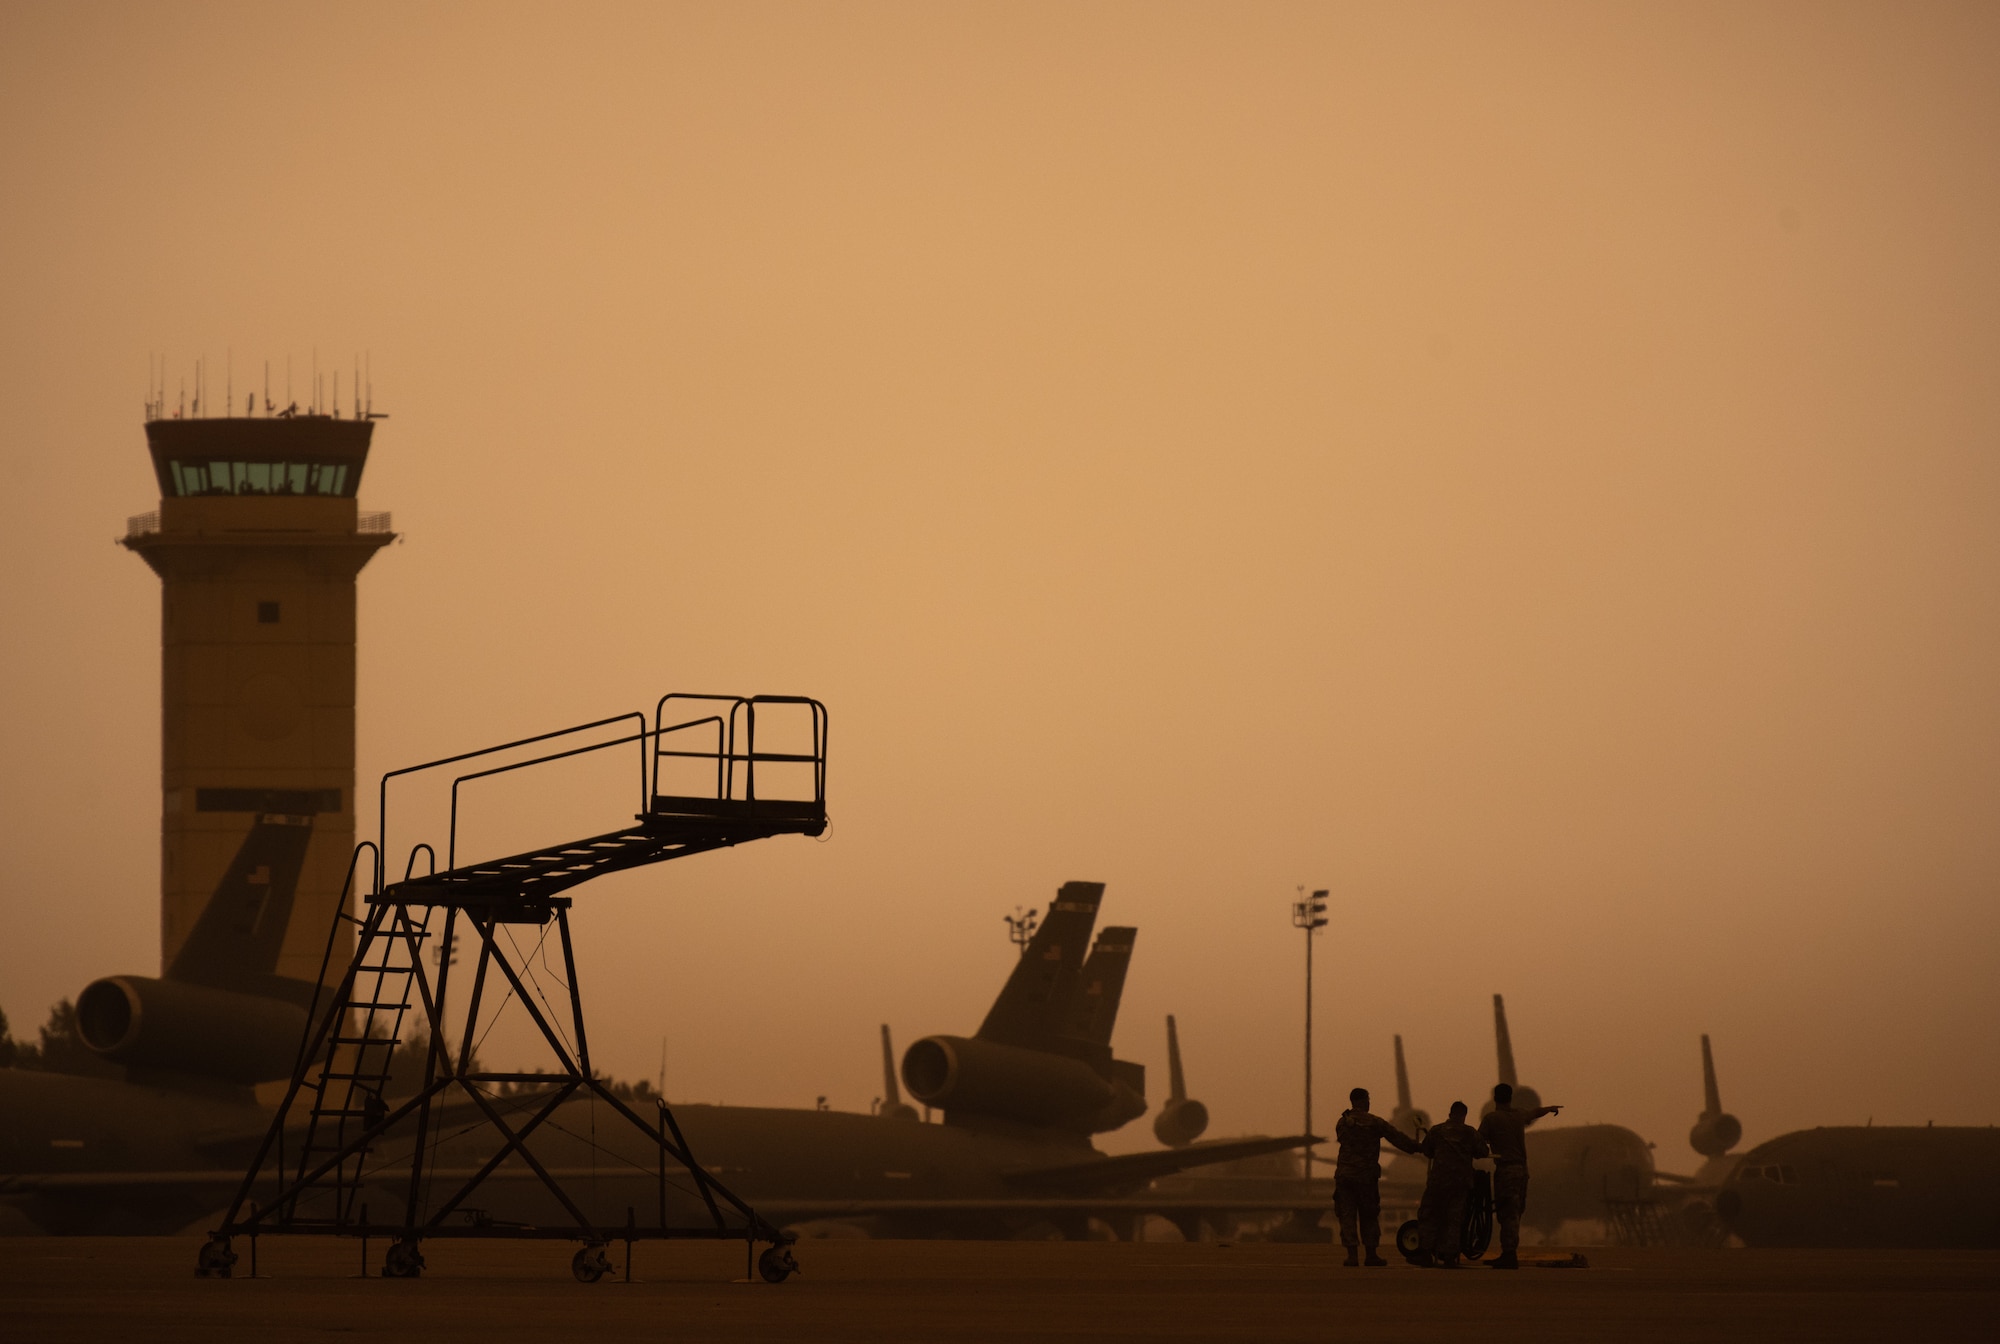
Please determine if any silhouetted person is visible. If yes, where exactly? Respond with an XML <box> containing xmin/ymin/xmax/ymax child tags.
<box><xmin>1416</xmin><ymin>1100</ymin><xmax>1488</xmax><ymax>1267</ymax></box>
<box><xmin>1477</xmin><ymin>1081</ymin><xmax>1561</xmax><ymax>1269</ymax></box>
<box><xmin>1332</xmin><ymin>1086</ymin><xmax>1421</xmax><ymax>1266</ymax></box>
<box><xmin>363</xmin><ymin>1089</ymin><xmax>388</xmax><ymax>1134</ymax></box>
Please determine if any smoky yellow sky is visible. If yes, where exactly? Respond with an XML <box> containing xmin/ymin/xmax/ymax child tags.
<box><xmin>2</xmin><ymin>1</ymin><xmax>1997</xmax><ymax>1165</ymax></box>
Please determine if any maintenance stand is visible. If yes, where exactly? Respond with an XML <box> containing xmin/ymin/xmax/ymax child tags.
<box><xmin>198</xmin><ymin>693</ymin><xmax>827</xmax><ymax>1284</ymax></box>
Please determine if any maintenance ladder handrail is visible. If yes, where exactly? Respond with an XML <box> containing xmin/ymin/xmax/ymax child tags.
<box><xmin>381</xmin><ymin>697</ymin><xmax>827</xmax><ymax>894</ymax></box>
<box><xmin>653</xmin><ymin>694</ymin><xmax>827</xmax><ymax>806</ymax></box>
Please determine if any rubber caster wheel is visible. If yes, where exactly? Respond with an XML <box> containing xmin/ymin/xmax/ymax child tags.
<box><xmin>1395</xmin><ymin>1220</ymin><xmax>1424</xmax><ymax>1265</ymax></box>
<box><xmin>572</xmin><ymin>1243</ymin><xmax>613</xmax><ymax>1284</ymax></box>
<box><xmin>757</xmin><ymin>1245</ymin><xmax>798</xmax><ymax>1284</ymax></box>
<box><xmin>382</xmin><ymin>1239</ymin><xmax>426</xmax><ymax>1279</ymax></box>
<box><xmin>195</xmin><ymin>1237</ymin><xmax>237</xmax><ymax>1279</ymax></box>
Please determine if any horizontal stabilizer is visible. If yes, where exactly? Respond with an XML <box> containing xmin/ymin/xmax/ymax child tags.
<box><xmin>1003</xmin><ymin>1133</ymin><xmax>1321</xmax><ymax>1194</ymax></box>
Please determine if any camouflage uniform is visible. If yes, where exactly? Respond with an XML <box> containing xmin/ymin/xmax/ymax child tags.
<box><xmin>1331</xmin><ymin>1109</ymin><xmax>1420</xmax><ymax>1251</ymax></box>
<box><xmin>1477</xmin><ymin>1104</ymin><xmax>1545</xmax><ymax>1258</ymax></box>
<box><xmin>1416</xmin><ymin>1118</ymin><xmax>1489</xmax><ymax>1262</ymax></box>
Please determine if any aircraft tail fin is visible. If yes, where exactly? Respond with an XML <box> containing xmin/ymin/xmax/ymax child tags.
<box><xmin>1493</xmin><ymin>993</ymin><xmax>1519</xmax><ymax>1087</ymax></box>
<box><xmin>881</xmin><ymin>1024</ymin><xmax>904</xmax><ymax>1107</ymax></box>
<box><xmin>1394</xmin><ymin>1033</ymin><xmax>1412</xmax><ymax>1112</ymax></box>
<box><xmin>1701</xmin><ymin>1033</ymin><xmax>1722</xmax><ymax>1115</ymax></box>
<box><xmin>976</xmin><ymin>881</ymin><xmax>1104</xmax><ymax>1047</ymax></box>
<box><xmin>165</xmin><ymin>812</ymin><xmax>315</xmax><ymax>1000</ymax></box>
<box><xmin>1066</xmin><ymin>926</ymin><xmax>1136</xmax><ymax>1046</ymax></box>
<box><xmin>1166</xmin><ymin>1014</ymin><xmax>1186</xmax><ymax>1104</ymax></box>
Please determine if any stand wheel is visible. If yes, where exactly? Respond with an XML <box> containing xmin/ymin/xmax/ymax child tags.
<box><xmin>572</xmin><ymin>1243</ymin><xmax>614</xmax><ymax>1284</ymax></box>
<box><xmin>757</xmin><ymin>1245</ymin><xmax>798</xmax><ymax>1284</ymax></box>
<box><xmin>1395</xmin><ymin>1220</ymin><xmax>1424</xmax><ymax>1264</ymax></box>
<box><xmin>382</xmin><ymin>1239</ymin><xmax>425</xmax><ymax>1279</ymax></box>
<box><xmin>195</xmin><ymin>1237</ymin><xmax>237</xmax><ymax>1279</ymax></box>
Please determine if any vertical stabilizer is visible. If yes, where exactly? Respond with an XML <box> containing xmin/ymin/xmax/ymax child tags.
<box><xmin>882</xmin><ymin>1024</ymin><xmax>903</xmax><ymax>1107</ymax></box>
<box><xmin>1066</xmin><ymin>926</ymin><xmax>1137</xmax><ymax>1046</ymax></box>
<box><xmin>976</xmin><ymin>881</ymin><xmax>1104</xmax><ymax>1047</ymax></box>
<box><xmin>879</xmin><ymin>1024</ymin><xmax>918</xmax><ymax>1121</ymax></box>
<box><xmin>1688</xmin><ymin>1033</ymin><xmax>1741</xmax><ymax>1157</ymax></box>
<box><xmin>1152</xmin><ymin>1013</ymin><xmax>1209</xmax><ymax>1146</ymax></box>
<box><xmin>166</xmin><ymin>813</ymin><xmax>316</xmax><ymax>1003</ymax></box>
<box><xmin>1389</xmin><ymin>1034</ymin><xmax>1430</xmax><ymax>1138</ymax></box>
<box><xmin>1493</xmin><ymin>993</ymin><xmax>1519</xmax><ymax>1086</ymax></box>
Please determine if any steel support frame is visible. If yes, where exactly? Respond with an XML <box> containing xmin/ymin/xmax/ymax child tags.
<box><xmin>208</xmin><ymin>894</ymin><xmax>786</xmax><ymax>1270</ymax></box>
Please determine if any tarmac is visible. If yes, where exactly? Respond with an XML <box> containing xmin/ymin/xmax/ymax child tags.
<box><xmin>4</xmin><ymin>1236</ymin><xmax>1996</xmax><ymax>1343</ymax></box>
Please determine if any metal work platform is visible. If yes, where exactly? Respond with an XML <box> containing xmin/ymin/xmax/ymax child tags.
<box><xmin>199</xmin><ymin>694</ymin><xmax>827</xmax><ymax>1283</ymax></box>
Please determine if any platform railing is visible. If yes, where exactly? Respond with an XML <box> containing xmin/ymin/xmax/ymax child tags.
<box><xmin>653</xmin><ymin>694</ymin><xmax>828</xmax><ymax>806</ymax></box>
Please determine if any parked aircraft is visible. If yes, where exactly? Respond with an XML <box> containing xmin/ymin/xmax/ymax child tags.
<box><xmin>1681</xmin><ymin>1035</ymin><xmax>2000</xmax><ymax>1249</ymax></box>
<box><xmin>1382</xmin><ymin>998</ymin><xmax>1655</xmax><ymax>1235</ymax></box>
<box><xmin>0</xmin><ymin>814</ymin><xmax>320</xmax><ymax>1233</ymax></box>
<box><xmin>1714</xmin><ymin>1125</ymin><xmax>2000</xmax><ymax>1248</ymax></box>
<box><xmin>3</xmin><ymin>877</ymin><xmax>1313</xmax><ymax>1240</ymax></box>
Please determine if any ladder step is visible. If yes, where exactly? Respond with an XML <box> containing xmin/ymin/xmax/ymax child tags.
<box><xmin>316</xmin><ymin>1071</ymin><xmax>395</xmax><ymax>1082</ymax></box>
<box><xmin>329</xmin><ymin>1034</ymin><xmax>404</xmax><ymax>1047</ymax></box>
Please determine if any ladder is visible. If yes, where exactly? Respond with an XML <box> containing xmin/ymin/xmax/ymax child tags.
<box><xmin>204</xmin><ymin>693</ymin><xmax>827</xmax><ymax>1283</ymax></box>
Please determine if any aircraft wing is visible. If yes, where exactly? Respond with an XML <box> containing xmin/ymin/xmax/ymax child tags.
<box><xmin>0</xmin><ymin>1170</ymin><xmax>256</xmax><ymax>1195</ymax></box>
<box><xmin>1003</xmin><ymin>1134</ymin><xmax>1322</xmax><ymax>1193</ymax></box>
<box><xmin>0</xmin><ymin>1135</ymin><xmax>1321</xmax><ymax>1198</ymax></box>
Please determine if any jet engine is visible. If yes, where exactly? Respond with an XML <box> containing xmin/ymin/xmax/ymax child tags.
<box><xmin>1152</xmin><ymin>1096</ymin><xmax>1210</xmax><ymax>1148</ymax></box>
<box><xmin>1690</xmin><ymin>1110</ymin><xmax>1744</xmax><ymax>1158</ymax></box>
<box><xmin>902</xmin><ymin>1035</ymin><xmax>1145</xmax><ymax>1133</ymax></box>
<box><xmin>76</xmin><ymin>975</ymin><xmax>307</xmax><ymax>1084</ymax></box>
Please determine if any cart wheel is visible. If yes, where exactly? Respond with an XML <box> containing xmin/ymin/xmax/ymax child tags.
<box><xmin>1395</xmin><ymin>1220</ymin><xmax>1424</xmax><ymax>1264</ymax></box>
<box><xmin>757</xmin><ymin>1245</ymin><xmax>798</xmax><ymax>1284</ymax></box>
<box><xmin>195</xmin><ymin>1237</ymin><xmax>237</xmax><ymax>1279</ymax></box>
<box><xmin>572</xmin><ymin>1243</ymin><xmax>613</xmax><ymax>1284</ymax></box>
<box><xmin>382</xmin><ymin>1239</ymin><xmax>426</xmax><ymax>1279</ymax></box>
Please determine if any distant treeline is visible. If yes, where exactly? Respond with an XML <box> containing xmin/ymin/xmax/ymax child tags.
<box><xmin>0</xmin><ymin>1000</ymin><xmax>120</xmax><ymax>1077</ymax></box>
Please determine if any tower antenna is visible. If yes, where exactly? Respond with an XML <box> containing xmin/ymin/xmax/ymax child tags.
<box><xmin>263</xmin><ymin>361</ymin><xmax>270</xmax><ymax>416</ymax></box>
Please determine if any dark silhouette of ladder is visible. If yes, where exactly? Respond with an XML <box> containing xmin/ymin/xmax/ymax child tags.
<box><xmin>202</xmin><ymin>693</ymin><xmax>827</xmax><ymax>1284</ymax></box>
<box><xmin>286</xmin><ymin>898</ymin><xmax>430</xmax><ymax>1224</ymax></box>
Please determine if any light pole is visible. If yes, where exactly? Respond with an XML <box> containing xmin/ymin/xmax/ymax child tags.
<box><xmin>1291</xmin><ymin>886</ymin><xmax>1328</xmax><ymax>1180</ymax></box>
<box><xmin>1003</xmin><ymin>906</ymin><xmax>1040</xmax><ymax>957</ymax></box>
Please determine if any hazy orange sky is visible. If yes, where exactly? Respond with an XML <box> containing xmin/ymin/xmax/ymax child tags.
<box><xmin>3</xmin><ymin>1</ymin><xmax>1997</xmax><ymax>1165</ymax></box>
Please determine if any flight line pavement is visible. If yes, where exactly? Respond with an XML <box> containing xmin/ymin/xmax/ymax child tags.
<box><xmin>1</xmin><ymin>1236</ymin><xmax>1994</xmax><ymax>1343</ymax></box>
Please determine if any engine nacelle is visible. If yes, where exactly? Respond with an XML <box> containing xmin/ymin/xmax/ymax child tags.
<box><xmin>903</xmin><ymin>1035</ymin><xmax>1144</xmax><ymax>1133</ymax></box>
<box><xmin>76</xmin><ymin>976</ymin><xmax>307</xmax><ymax>1085</ymax></box>
<box><xmin>1153</xmin><ymin>1097</ymin><xmax>1210</xmax><ymax>1148</ymax></box>
<box><xmin>1391</xmin><ymin>1106</ymin><xmax>1432</xmax><ymax>1142</ymax></box>
<box><xmin>1690</xmin><ymin>1111</ymin><xmax>1743</xmax><ymax>1158</ymax></box>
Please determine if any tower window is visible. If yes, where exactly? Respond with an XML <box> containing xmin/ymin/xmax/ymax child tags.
<box><xmin>257</xmin><ymin>601</ymin><xmax>281</xmax><ymax>624</ymax></box>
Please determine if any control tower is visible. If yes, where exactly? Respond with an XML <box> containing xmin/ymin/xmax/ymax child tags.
<box><xmin>122</xmin><ymin>413</ymin><xmax>394</xmax><ymax>987</ymax></box>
